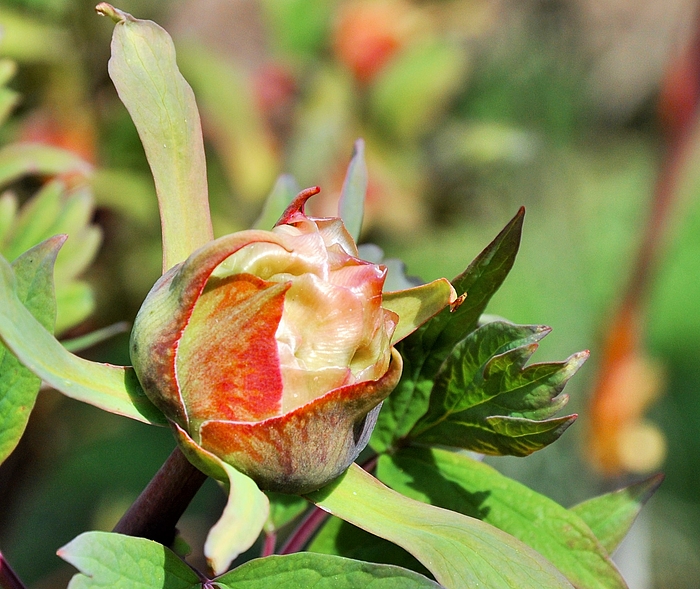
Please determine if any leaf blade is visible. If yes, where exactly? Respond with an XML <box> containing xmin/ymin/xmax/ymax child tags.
<box><xmin>378</xmin><ymin>447</ymin><xmax>629</xmax><ymax>589</ymax></box>
<box><xmin>307</xmin><ymin>463</ymin><xmax>574</xmax><ymax>589</ymax></box>
<box><xmin>571</xmin><ymin>474</ymin><xmax>664</xmax><ymax>554</ymax></box>
<box><xmin>0</xmin><ymin>236</ymin><xmax>60</xmax><ymax>464</ymax></box>
<box><xmin>0</xmin><ymin>251</ymin><xmax>166</xmax><ymax>425</ymax></box>
<box><xmin>58</xmin><ymin>531</ymin><xmax>200</xmax><ymax>589</ymax></box>
<box><xmin>214</xmin><ymin>552</ymin><xmax>440</xmax><ymax>588</ymax></box>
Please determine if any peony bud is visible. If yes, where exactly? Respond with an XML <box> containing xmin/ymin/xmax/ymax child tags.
<box><xmin>131</xmin><ymin>188</ymin><xmax>444</xmax><ymax>493</ymax></box>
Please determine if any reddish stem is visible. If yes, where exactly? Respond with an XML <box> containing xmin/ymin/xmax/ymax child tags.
<box><xmin>112</xmin><ymin>447</ymin><xmax>207</xmax><ymax>546</ymax></box>
<box><xmin>278</xmin><ymin>506</ymin><xmax>329</xmax><ymax>555</ymax></box>
<box><xmin>261</xmin><ymin>532</ymin><xmax>277</xmax><ymax>557</ymax></box>
<box><xmin>0</xmin><ymin>553</ymin><xmax>26</xmax><ymax>589</ymax></box>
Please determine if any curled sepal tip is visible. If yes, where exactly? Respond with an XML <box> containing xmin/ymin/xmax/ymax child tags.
<box><xmin>95</xmin><ymin>3</ymin><xmax>133</xmax><ymax>23</ymax></box>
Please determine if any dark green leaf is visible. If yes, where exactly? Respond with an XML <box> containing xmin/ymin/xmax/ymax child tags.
<box><xmin>215</xmin><ymin>552</ymin><xmax>439</xmax><ymax>588</ymax></box>
<box><xmin>0</xmin><ymin>236</ymin><xmax>60</xmax><ymax>464</ymax></box>
<box><xmin>58</xmin><ymin>531</ymin><xmax>200</xmax><ymax>589</ymax></box>
<box><xmin>571</xmin><ymin>474</ymin><xmax>664</xmax><ymax>554</ymax></box>
<box><xmin>307</xmin><ymin>463</ymin><xmax>574</xmax><ymax>589</ymax></box>
<box><xmin>410</xmin><ymin>320</ymin><xmax>584</xmax><ymax>455</ymax></box>
<box><xmin>371</xmin><ymin>210</ymin><xmax>524</xmax><ymax>452</ymax></box>
<box><xmin>265</xmin><ymin>491</ymin><xmax>309</xmax><ymax>533</ymax></box>
<box><xmin>378</xmin><ymin>447</ymin><xmax>628</xmax><ymax>589</ymax></box>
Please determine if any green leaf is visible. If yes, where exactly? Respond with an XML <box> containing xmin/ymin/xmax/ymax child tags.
<box><xmin>571</xmin><ymin>474</ymin><xmax>664</xmax><ymax>554</ymax></box>
<box><xmin>0</xmin><ymin>143</ymin><xmax>91</xmax><ymax>190</ymax></box>
<box><xmin>215</xmin><ymin>553</ymin><xmax>440</xmax><ymax>588</ymax></box>
<box><xmin>370</xmin><ymin>210</ymin><xmax>524</xmax><ymax>452</ymax></box>
<box><xmin>339</xmin><ymin>139</ymin><xmax>367</xmax><ymax>242</ymax></box>
<box><xmin>265</xmin><ymin>492</ymin><xmax>308</xmax><ymax>533</ymax></box>
<box><xmin>0</xmin><ymin>236</ymin><xmax>60</xmax><ymax>464</ymax></box>
<box><xmin>173</xmin><ymin>424</ymin><xmax>269</xmax><ymax>576</ymax></box>
<box><xmin>0</xmin><ymin>250</ymin><xmax>166</xmax><ymax>425</ymax></box>
<box><xmin>410</xmin><ymin>321</ymin><xmax>583</xmax><ymax>455</ymax></box>
<box><xmin>62</xmin><ymin>322</ymin><xmax>130</xmax><ymax>353</ymax></box>
<box><xmin>58</xmin><ymin>531</ymin><xmax>200</xmax><ymax>589</ymax></box>
<box><xmin>382</xmin><ymin>279</ymin><xmax>455</xmax><ymax>344</ymax></box>
<box><xmin>307</xmin><ymin>464</ymin><xmax>574</xmax><ymax>589</ymax></box>
<box><xmin>55</xmin><ymin>280</ymin><xmax>95</xmax><ymax>336</ymax></box>
<box><xmin>253</xmin><ymin>174</ymin><xmax>300</xmax><ymax>230</ymax></box>
<box><xmin>102</xmin><ymin>5</ymin><xmax>213</xmax><ymax>271</ymax></box>
<box><xmin>378</xmin><ymin>447</ymin><xmax>629</xmax><ymax>589</ymax></box>
<box><xmin>309</xmin><ymin>516</ymin><xmax>429</xmax><ymax>577</ymax></box>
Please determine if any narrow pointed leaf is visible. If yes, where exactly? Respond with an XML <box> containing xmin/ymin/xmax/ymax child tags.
<box><xmin>378</xmin><ymin>447</ymin><xmax>629</xmax><ymax>589</ymax></box>
<box><xmin>339</xmin><ymin>139</ymin><xmax>367</xmax><ymax>241</ymax></box>
<box><xmin>382</xmin><ymin>279</ymin><xmax>456</xmax><ymax>344</ymax></box>
<box><xmin>571</xmin><ymin>474</ymin><xmax>664</xmax><ymax>554</ymax></box>
<box><xmin>174</xmin><ymin>424</ymin><xmax>269</xmax><ymax>575</ymax></box>
<box><xmin>0</xmin><ymin>143</ymin><xmax>92</xmax><ymax>190</ymax></box>
<box><xmin>253</xmin><ymin>174</ymin><xmax>300</xmax><ymax>230</ymax></box>
<box><xmin>307</xmin><ymin>463</ymin><xmax>574</xmax><ymax>589</ymax></box>
<box><xmin>419</xmin><ymin>207</ymin><xmax>525</xmax><ymax>376</ymax></box>
<box><xmin>58</xmin><ymin>531</ymin><xmax>200</xmax><ymax>589</ymax></box>
<box><xmin>0</xmin><ymin>252</ymin><xmax>165</xmax><ymax>424</ymax></box>
<box><xmin>102</xmin><ymin>5</ymin><xmax>213</xmax><ymax>270</ymax></box>
<box><xmin>371</xmin><ymin>211</ymin><xmax>525</xmax><ymax>452</ymax></box>
<box><xmin>0</xmin><ymin>236</ymin><xmax>60</xmax><ymax>464</ymax></box>
<box><xmin>410</xmin><ymin>321</ymin><xmax>584</xmax><ymax>456</ymax></box>
<box><xmin>214</xmin><ymin>553</ymin><xmax>440</xmax><ymax>588</ymax></box>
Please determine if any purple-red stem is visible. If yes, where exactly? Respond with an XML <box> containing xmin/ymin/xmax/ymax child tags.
<box><xmin>279</xmin><ymin>454</ymin><xmax>380</xmax><ymax>555</ymax></box>
<box><xmin>261</xmin><ymin>532</ymin><xmax>277</xmax><ymax>557</ymax></box>
<box><xmin>0</xmin><ymin>553</ymin><xmax>26</xmax><ymax>589</ymax></box>
<box><xmin>112</xmin><ymin>446</ymin><xmax>207</xmax><ymax>546</ymax></box>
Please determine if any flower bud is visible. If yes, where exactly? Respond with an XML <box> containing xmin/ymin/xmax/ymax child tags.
<box><xmin>131</xmin><ymin>188</ymin><xmax>404</xmax><ymax>493</ymax></box>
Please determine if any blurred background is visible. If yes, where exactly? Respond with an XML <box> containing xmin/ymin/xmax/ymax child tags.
<box><xmin>0</xmin><ymin>0</ymin><xmax>699</xmax><ymax>587</ymax></box>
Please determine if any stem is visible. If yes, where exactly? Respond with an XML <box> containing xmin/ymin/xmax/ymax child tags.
<box><xmin>113</xmin><ymin>447</ymin><xmax>207</xmax><ymax>546</ymax></box>
<box><xmin>261</xmin><ymin>532</ymin><xmax>277</xmax><ymax>557</ymax></box>
<box><xmin>0</xmin><ymin>553</ymin><xmax>26</xmax><ymax>589</ymax></box>
<box><xmin>279</xmin><ymin>454</ymin><xmax>380</xmax><ymax>554</ymax></box>
<box><xmin>278</xmin><ymin>507</ymin><xmax>329</xmax><ymax>555</ymax></box>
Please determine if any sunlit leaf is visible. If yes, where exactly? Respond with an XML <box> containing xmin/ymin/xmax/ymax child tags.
<box><xmin>571</xmin><ymin>474</ymin><xmax>664</xmax><ymax>554</ymax></box>
<box><xmin>58</xmin><ymin>531</ymin><xmax>200</xmax><ymax>589</ymax></box>
<box><xmin>339</xmin><ymin>139</ymin><xmax>367</xmax><ymax>241</ymax></box>
<box><xmin>100</xmin><ymin>3</ymin><xmax>213</xmax><ymax>270</ymax></box>
<box><xmin>371</xmin><ymin>209</ymin><xmax>524</xmax><ymax>452</ymax></box>
<box><xmin>0</xmin><ymin>236</ymin><xmax>59</xmax><ymax>464</ymax></box>
<box><xmin>215</xmin><ymin>552</ymin><xmax>440</xmax><ymax>588</ymax></box>
<box><xmin>0</xmin><ymin>250</ymin><xmax>165</xmax><ymax>425</ymax></box>
<box><xmin>378</xmin><ymin>447</ymin><xmax>628</xmax><ymax>589</ymax></box>
<box><xmin>307</xmin><ymin>463</ymin><xmax>574</xmax><ymax>589</ymax></box>
<box><xmin>410</xmin><ymin>321</ymin><xmax>583</xmax><ymax>455</ymax></box>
